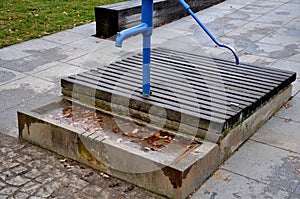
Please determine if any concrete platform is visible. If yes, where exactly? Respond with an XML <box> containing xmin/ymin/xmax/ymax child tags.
<box><xmin>18</xmin><ymin>82</ymin><xmax>293</xmax><ymax>199</ymax></box>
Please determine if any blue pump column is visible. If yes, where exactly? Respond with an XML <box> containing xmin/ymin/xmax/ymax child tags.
<box><xmin>141</xmin><ymin>0</ymin><xmax>153</xmax><ymax>95</ymax></box>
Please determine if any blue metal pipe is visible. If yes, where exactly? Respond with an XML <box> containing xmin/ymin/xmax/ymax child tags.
<box><xmin>115</xmin><ymin>0</ymin><xmax>153</xmax><ymax>95</ymax></box>
<box><xmin>115</xmin><ymin>23</ymin><xmax>149</xmax><ymax>47</ymax></box>
<box><xmin>178</xmin><ymin>0</ymin><xmax>239</xmax><ymax>65</ymax></box>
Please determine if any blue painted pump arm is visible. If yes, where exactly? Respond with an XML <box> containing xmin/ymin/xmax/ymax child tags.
<box><xmin>178</xmin><ymin>0</ymin><xmax>239</xmax><ymax>65</ymax></box>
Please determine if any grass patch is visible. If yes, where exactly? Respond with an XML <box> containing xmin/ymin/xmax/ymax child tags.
<box><xmin>0</xmin><ymin>0</ymin><xmax>125</xmax><ymax>48</ymax></box>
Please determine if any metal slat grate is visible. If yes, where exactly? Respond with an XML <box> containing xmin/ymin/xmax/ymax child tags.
<box><xmin>61</xmin><ymin>48</ymin><xmax>296</xmax><ymax>142</ymax></box>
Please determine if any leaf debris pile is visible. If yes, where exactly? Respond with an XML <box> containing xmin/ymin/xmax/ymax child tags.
<box><xmin>46</xmin><ymin>104</ymin><xmax>177</xmax><ymax>152</ymax></box>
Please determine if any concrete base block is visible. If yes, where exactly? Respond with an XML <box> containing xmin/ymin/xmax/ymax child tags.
<box><xmin>18</xmin><ymin>85</ymin><xmax>292</xmax><ymax>198</ymax></box>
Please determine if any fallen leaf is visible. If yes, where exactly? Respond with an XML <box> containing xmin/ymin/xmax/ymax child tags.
<box><xmin>214</xmin><ymin>172</ymin><xmax>221</xmax><ymax>180</ymax></box>
<box><xmin>100</xmin><ymin>172</ymin><xmax>109</xmax><ymax>178</ymax></box>
<box><xmin>293</xmin><ymin>168</ymin><xmax>300</xmax><ymax>174</ymax></box>
<box><xmin>144</xmin><ymin>147</ymin><xmax>151</xmax><ymax>151</ymax></box>
<box><xmin>284</xmin><ymin>103</ymin><xmax>293</xmax><ymax>109</ymax></box>
<box><xmin>288</xmin><ymin>156</ymin><xmax>295</xmax><ymax>161</ymax></box>
<box><xmin>20</xmin><ymin>82</ymin><xmax>30</xmax><ymax>86</ymax></box>
<box><xmin>112</xmin><ymin>127</ymin><xmax>119</xmax><ymax>133</ymax></box>
<box><xmin>223</xmin><ymin>173</ymin><xmax>231</xmax><ymax>181</ymax></box>
<box><xmin>131</xmin><ymin>128</ymin><xmax>139</xmax><ymax>134</ymax></box>
<box><xmin>285</xmin><ymin>118</ymin><xmax>292</xmax><ymax>123</ymax></box>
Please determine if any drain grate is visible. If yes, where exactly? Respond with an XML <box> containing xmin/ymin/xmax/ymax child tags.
<box><xmin>61</xmin><ymin>48</ymin><xmax>296</xmax><ymax>142</ymax></box>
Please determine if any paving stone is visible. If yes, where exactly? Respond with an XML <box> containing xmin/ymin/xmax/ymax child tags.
<box><xmin>35</xmin><ymin>175</ymin><xmax>54</xmax><ymax>185</ymax></box>
<box><xmin>20</xmin><ymin>182</ymin><xmax>42</xmax><ymax>195</ymax></box>
<box><xmin>238</xmin><ymin>53</ymin><xmax>277</xmax><ymax>66</ymax></box>
<box><xmin>276</xmin><ymin>94</ymin><xmax>300</xmax><ymax>123</ymax></box>
<box><xmin>0</xmin><ymin>187</ymin><xmax>18</xmax><ymax>195</ymax></box>
<box><xmin>6</xmin><ymin>176</ymin><xmax>30</xmax><ymax>186</ymax></box>
<box><xmin>0</xmin><ymin>107</ymin><xmax>21</xmax><ymax>139</ymax></box>
<box><xmin>0</xmin><ymin>76</ymin><xmax>57</xmax><ymax>112</ymax></box>
<box><xmin>289</xmin><ymin>193</ymin><xmax>300</xmax><ymax>199</ymax></box>
<box><xmin>9</xmin><ymin>39</ymin><xmax>60</xmax><ymax>53</ymax></box>
<box><xmin>10</xmin><ymin>192</ymin><xmax>29</xmax><ymax>199</ymax></box>
<box><xmin>33</xmin><ymin>63</ymin><xmax>87</xmax><ymax>83</ymax></box>
<box><xmin>2</xmin><ymin>161</ymin><xmax>19</xmax><ymax>170</ymax></box>
<box><xmin>0</xmin><ymin>47</ymin><xmax>31</xmax><ymax>61</ymax></box>
<box><xmin>295</xmin><ymin>184</ymin><xmax>300</xmax><ymax>195</ymax></box>
<box><xmin>259</xmin><ymin>34</ymin><xmax>300</xmax><ymax>47</ymax></box>
<box><xmin>11</xmin><ymin>166</ymin><xmax>28</xmax><ymax>175</ymax></box>
<box><xmin>0</xmin><ymin>171</ymin><xmax>14</xmax><ymax>181</ymax></box>
<box><xmin>292</xmin><ymin>80</ymin><xmax>300</xmax><ymax>96</ymax></box>
<box><xmin>191</xmin><ymin>169</ymin><xmax>290</xmax><ymax>199</ymax></box>
<box><xmin>66</xmin><ymin>36</ymin><xmax>106</xmax><ymax>51</ymax></box>
<box><xmin>1</xmin><ymin>45</ymin><xmax>88</xmax><ymax>73</ymax></box>
<box><xmin>42</xmin><ymin>31</ymin><xmax>88</xmax><ymax>45</ymax></box>
<box><xmin>66</xmin><ymin>22</ymin><xmax>96</xmax><ymax>36</ymax></box>
<box><xmin>24</xmin><ymin>169</ymin><xmax>42</xmax><ymax>179</ymax></box>
<box><xmin>267</xmin><ymin>2</ymin><xmax>300</xmax><ymax>18</ymax></box>
<box><xmin>35</xmin><ymin>186</ymin><xmax>54</xmax><ymax>198</ymax></box>
<box><xmin>251</xmin><ymin>117</ymin><xmax>300</xmax><ymax>153</ymax></box>
<box><xmin>66</xmin><ymin>50</ymin><xmax>123</xmax><ymax>70</ymax></box>
<box><xmin>0</xmin><ymin>182</ymin><xmax>6</xmax><ymax>191</ymax></box>
<box><xmin>0</xmin><ymin>194</ymin><xmax>8</xmax><ymax>199</ymax></box>
<box><xmin>0</xmin><ymin>68</ymin><xmax>26</xmax><ymax>86</ymax></box>
<box><xmin>223</xmin><ymin>140</ymin><xmax>300</xmax><ymax>192</ymax></box>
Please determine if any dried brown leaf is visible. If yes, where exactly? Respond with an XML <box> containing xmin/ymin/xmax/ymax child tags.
<box><xmin>284</xmin><ymin>103</ymin><xmax>293</xmax><ymax>109</ymax></box>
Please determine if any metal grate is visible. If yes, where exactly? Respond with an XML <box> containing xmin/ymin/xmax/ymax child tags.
<box><xmin>61</xmin><ymin>48</ymin><xmax>296</xmax><ymax>142</ymax></box>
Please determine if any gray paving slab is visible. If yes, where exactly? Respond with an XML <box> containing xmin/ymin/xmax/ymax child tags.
<box><xmin>275</xmin><ymin>94</ymin><xmax>300</xmax><ymax>123</ymax></box>
<box><xmin>289</xmin><ymin>193</ymin><xmax>300</xmax><ymax>199</ymax></box>
<box><xmin>274</xmin><ymin>26</ymin><xmax>300</xmax><ymax>38</ymax></box>
<box><xmin>191</xmin><ymin>169</ymin><xmax>290</xmax><ymax>199</ymax></box>
<box><xmin>238</xmin><ymin>53</ymin><xmax>277</xmax><ymax>66</ymax></box>
<box><xmin>0</xmin><ymin>76</ymin><xmax>57</xmax><ymax>112</ymax></box>
<box><xmin>0</xmin><ymin>47</ymin><xmax>31</xmax><ymax>61</ymax></box>
<box><xmin>0</xmin><ymin>91</ymin><xmax>60</xmax><ymax>137</ymax></box>
<box><xmin>33</xmin><ymin>63</ymin><xmax>87</xmax><ymax>83</ymax></box>
<box><xmin>226</xmin><ymin>0</ymin><xmax>258</xmax><ymax>5</ymax></box>
<box><xmin>42</xmin><ymin>30</ymin><xmax>89</xmax><ymax>45</ymax></box>
<box><xmin>66</xmin><ymin>48</ymin><xmax>137</xmax><ymax>70</ymax></box>
<box><xmin>271</xmin><ymin>60</ymin><xmax>300</xmax><ymax>76</ymax></box>
<box><xmin>286</xmin><ymin>17</ymin><xmax>300</xmax><ymax>28</ymax></box>
<box><xmin>66</xmin><ymin>36</ymin><xmax>110</xmax><ymax>51</ymax></box>
<box><xmin>0</xmin><ymin>67</ymin><xmax>26</xmax><ymax>86</ymax></box>
<box><xmin>259</xmin><ymin>34</ymin><xmax>300</xmax><ymax>47</ymax></box>
<box><xmin>253</xmin><ymin>14</ymin><xmax>296</xmax><ymax>26</ymax></box>
<box><xmin>9</xmin><ymin>39</ymin><xmax>60</xmax><ymax>52</ymax></box>
<box><xmin>195</xmin><ymin>7</ymin><xmax>234</xmax><ymax>18</ymax></box>
<box><xmin>66</xmin><ymin>22</ymin><xmax>96</xmax><ymax>36</ymax></box>
<box><xmin>251</xmin><ymin>117</ymin><xmax>300</xmax><ymax>153</ymax></box>
<box><xmin>1</xmin><ymin>46</ymin><xmax>89</xmax><ymax>73</ymax></box>
<box><xmin>292</xmin><ymin>80</ymin><xmax>300</xmax><ymax>96</ymax></box>
<box><xmin>225</xmin><ymin>11</ymin><xmax>262</xmax><ymax>22</ymax></box>
<box><xmin>267</xmin><ymin>2</ymin><xmax>300</xmax><ymax>18</ymax></box>
<box><xmin>211</xmin><ymin>1</ymin><xmax>245</xmax><ymax>11</ymax></box>
<box><xmin>222</xmin><ymin>140</ymin><xmax>300</xmax><ymax>193</ymax></box>
<box><xmin>295</xmin><ymin>184</ymin><xmax>300</xmax><ymax>195</ymax></box>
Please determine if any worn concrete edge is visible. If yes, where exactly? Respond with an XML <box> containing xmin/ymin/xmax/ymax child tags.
<box><xmin>219</xmin><ymin>85</ymin><xmax>292</xmax><ymax>161</ymax></box>
<box><xmin>17</xmin><ymin>97</ymin><xmax>220</xmax><ymax>199</ymax></box>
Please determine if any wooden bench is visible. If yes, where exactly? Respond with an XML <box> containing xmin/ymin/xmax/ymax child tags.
<box><xmin>95</xmin><ymin>0</ymin><xmax>225</xmax><ymax>38</ymax></box>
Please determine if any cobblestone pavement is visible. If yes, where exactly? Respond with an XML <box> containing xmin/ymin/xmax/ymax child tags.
<box><xmin>0</xmin><ymin>133</ymin><xmax>165</xmax><ymax>199</ymax></box>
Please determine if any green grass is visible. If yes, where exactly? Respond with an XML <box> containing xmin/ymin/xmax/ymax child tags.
<box><xmin>0</xmin><ymin>0</ymin><xmax>124</xmax><ymax>48</ymax></box>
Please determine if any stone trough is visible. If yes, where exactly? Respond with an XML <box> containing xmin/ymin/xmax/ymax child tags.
<box><xmin>18</xmin><ymin>48</ymin><xmax>296</xmax><ymax>199</ymax></box>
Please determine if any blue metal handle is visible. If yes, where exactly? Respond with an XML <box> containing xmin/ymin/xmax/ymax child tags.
<box><xmin>178</xmin><ymin>0</ymin><xmax>239</xmax><ymax>65</ymax></box>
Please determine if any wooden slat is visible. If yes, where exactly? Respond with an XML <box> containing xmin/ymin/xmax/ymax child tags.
<box><xmin>61</xmin><ymin>48</ymin><xmax>296</xmax><ymax>140</ymax></box>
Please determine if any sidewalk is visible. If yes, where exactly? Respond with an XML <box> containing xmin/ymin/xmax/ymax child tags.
<box><xmin>0</xmin><ymin>0</ymin><xmax>299</xmax><ymax>198</ymax></box>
